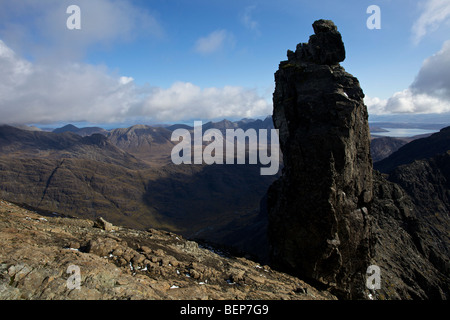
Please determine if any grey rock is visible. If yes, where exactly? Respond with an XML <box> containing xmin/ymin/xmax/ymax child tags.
<box><xmin>370</xmin><ymin>171</ymin><xmax>449</xmax><ymax>299</ymax></box>
<box><xmin>292</xmin><ymin>20</ymin><xmax>345</xmax><ymax>65</ymax></box>
<box><xmin>94</xmin><ymin>217</ymin><xmax>116</xmax><ymax>232</ymax></box>
<box><xmin>268</xmin><ymin>19</ymin><xmax>372</xmax><ymax>299</ymax></box>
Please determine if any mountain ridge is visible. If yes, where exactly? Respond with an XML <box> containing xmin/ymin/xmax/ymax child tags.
<box><xmin>374</xmin><ymin>126</ymin><xmax>450</xmax><ymax>173</ymax></box>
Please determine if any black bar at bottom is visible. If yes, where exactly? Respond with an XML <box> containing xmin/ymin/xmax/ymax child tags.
<box><xmin>0</xmin><ymin>299</ymin><xmax>445</xmax><ymax>319</ymax></box>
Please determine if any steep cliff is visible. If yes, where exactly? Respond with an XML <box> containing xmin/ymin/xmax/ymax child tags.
<box><xmin>267</xmin><ymin>20</ymin><xmax>373</xmax><ymax>298</ymax></box>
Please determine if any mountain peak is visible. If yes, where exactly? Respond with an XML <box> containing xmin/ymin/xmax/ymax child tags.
<box><xmin>53</xmin><ymin>124</ymin><xmax>79</xmax><ymax>133</ymax></box>
<box><xmin>288</xmin><ymin>19</ymin><xmax>345</xmax><ymax>65</ymax></box>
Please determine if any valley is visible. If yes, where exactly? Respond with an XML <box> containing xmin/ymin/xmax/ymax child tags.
<box><xmin>0</xmin><ymin>120</ymin><xmax>279</xmax><ymax>258</ymax></box>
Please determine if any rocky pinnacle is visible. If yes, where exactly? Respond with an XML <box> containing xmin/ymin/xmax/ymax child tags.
<box><xmin>267</xmin><ymin>20</ymin><xmax>373</xmax><ymax>299</ymax></box>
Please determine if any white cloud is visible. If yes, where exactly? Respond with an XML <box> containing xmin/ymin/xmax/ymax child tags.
<box><xmin>367</xmin><ymin>40</ymin><xmax>450</xmax><ymax>115</ymax></box>
<box><xmin>241</xmin><ymin>5</ymin><xmax>260</xmax><ymax>34</ymax></box>
<box><xmin>138</xmin><ymin>82</ymin><xmax>270</xmax><ymax>121</ymax></box>
<box><xmin>412</xmin><ymin>0</ymin><xmax>450</xmax><ymax>44</ymax></box>
<box><xmin>0</xmin><ymin>40</ymin><xmax>137</xmax><ymax>124</ymax></box>
<box><xmin>119</xmin><ymin>76</ymin><xmax>134</xmax><ymax>85</ymax></box>
<box><xmin>194</xmin><ymin>29</ymin><xmax>235</xmax><ymax>55</ymax></box>
<box><xmin>385</xmin><ymin>89</ymin><xmax>450</xmax><ymax>113</ymax></box>
<box><xmin>0</xmin><ymin>40</ymin><xmax>270</xmax><ymax>125</ymax></box>
<box><xmin>364</xmin><ymin>96</ymin><xmax>388</xmax><ymax>115</ymax></box>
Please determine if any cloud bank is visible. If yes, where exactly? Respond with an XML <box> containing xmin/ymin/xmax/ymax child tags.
<box><xmin>0</xmin><ymin>40</ymin><xmax>270</xmax><ymax>125</ymax></box>
<box><xmin>366</xmin><ymin>40</ymin><xmax>450</xmax><ymax>115</ymax></box>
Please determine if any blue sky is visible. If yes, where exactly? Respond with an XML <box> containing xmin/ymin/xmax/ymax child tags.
<box><xmin>0</xmin><ymin>0</ymin><xmax>449</xmax><ymax>126</ymax></box>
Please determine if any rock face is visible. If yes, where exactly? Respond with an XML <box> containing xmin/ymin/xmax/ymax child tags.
<box><xmin>377</xmin><ymin>151</ymin><xmax>450</xmax><ymax>297</ymax></box>
<box><xmin>291</xmin><ymin>19</ymin><xmax>346</xmax><ymax>65</ymax></box>
<box><xmin>370</xmin><ymin>171</ymin><xmax>449</xmax><ymax>299</ymax></box>
<box><xmin>268</xmin><ymin>20</ymin><xmax>373</xmax><ymax>298</ymax></box>
<box><xmin>371</xmin><ymin>129</ymin><xmax>450</xmax><ymax>298</ymax></box>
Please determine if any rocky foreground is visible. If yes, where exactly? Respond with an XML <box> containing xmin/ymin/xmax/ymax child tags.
<box><xmin>0</xmin><ymin>200</ymin><xmax>335</xmax><ymax>300</ymax></box>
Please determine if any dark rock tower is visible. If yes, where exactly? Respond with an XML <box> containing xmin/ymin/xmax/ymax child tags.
<box><xmin>267</xmin><ymin>20</ymin><xmax>373</xmax><ymax>298</ymax></box>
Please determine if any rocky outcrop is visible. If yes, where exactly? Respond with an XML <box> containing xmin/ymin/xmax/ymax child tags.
<box><xmin>0</xmin><ymin>200</ymin><xmax>335</xmax><ymax>300</ymax></box>
<box><xmin>267</xmin><ymin>19</ymin><xmax>450</xmax><ymax>300</ymax></box>
<box><xmin>267</xmin><ymin>20</ymin><xmax>373</xmax><ymax>299</ymax></box>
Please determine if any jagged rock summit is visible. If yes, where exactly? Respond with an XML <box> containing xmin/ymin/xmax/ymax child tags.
<box><xmin>289</xmin><ymin>19</ymin><xmax>346</xmax><ymax>65</ymax></box>
<box><xmin>268</xmin><ymin>19</ymin><xmax>373</xmax><ymax>299</ymax></box>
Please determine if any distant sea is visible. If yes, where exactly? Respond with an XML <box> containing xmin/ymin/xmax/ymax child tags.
<box><xmin>371</xmin><ymin>128</ymin><xmax>438</xmax><ymax>138</ymax></box>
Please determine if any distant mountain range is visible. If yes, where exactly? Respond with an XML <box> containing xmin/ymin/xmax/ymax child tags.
<box><xmin>43</xmin><ymin>116</ymin><xmax>447</xmax><ymax>134</ymax></box>
<box><xmin>52</xmin><ymin>124</ymin><xmax>108</xmax><ymax>137</ymax></box>
<box><xmin>45</xmin><ymin>117</ymin><xmax>276</xmax><ymax>165</ymax></box>
<box><xmin>0</xmin><ymin>125</ymin><xmax>144</xmax><ymax>169</ymax></box>
<box><xmin>22</xmin><ymin>117</ymin><xmax>442</xmax><ymax>164</ymax></box>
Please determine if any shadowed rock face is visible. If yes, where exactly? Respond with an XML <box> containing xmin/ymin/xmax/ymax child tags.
<box><xmin>267</xmin><ymin>20</ymin><xmax>373</xmax><ymax>298</ymax></box>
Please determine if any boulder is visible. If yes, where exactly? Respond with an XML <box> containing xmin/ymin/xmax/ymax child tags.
<box><xmin>94</xmin><ymin>217</ymin><xmax>117</xmax><ymax>232</ymax></box>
